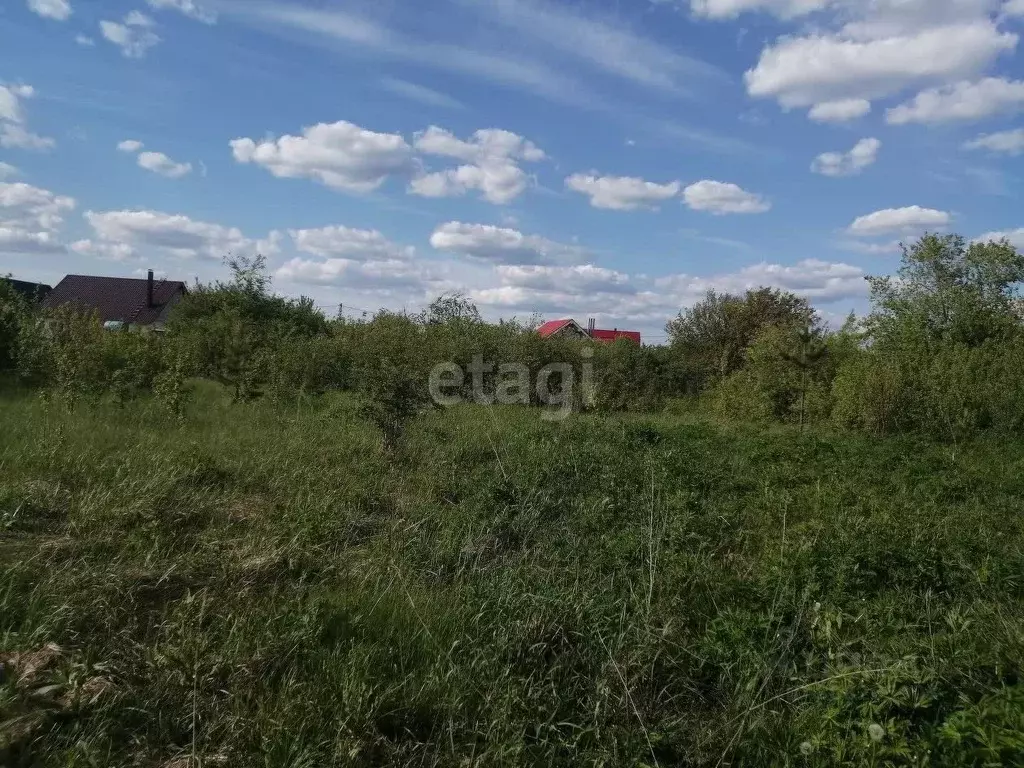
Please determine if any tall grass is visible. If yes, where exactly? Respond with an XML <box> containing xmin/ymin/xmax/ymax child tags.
<box><xmin>3</xmin><ymin>385</ymin><xmax>1023</xmax><ymax>765</ymax></box>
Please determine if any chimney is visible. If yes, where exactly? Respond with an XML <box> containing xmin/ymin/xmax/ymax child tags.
<box><xmin>147</xmin><ymin>269</ymin><xmax>154</xmax><ymax>308</ymax></box>
<box><xmin>588</xmin><ymin>317</ymin><xmax>595</xmax><ymax>336</ymax></box>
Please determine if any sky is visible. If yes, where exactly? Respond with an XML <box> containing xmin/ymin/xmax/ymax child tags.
<box><xmin>2</xmin><ymin>0</ymin><xmax>1024</xmax><ymax>342</ymax></box>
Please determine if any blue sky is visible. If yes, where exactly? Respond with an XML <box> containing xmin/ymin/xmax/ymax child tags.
<box><xmin>3</xmin><ymin>0</ymin><xmax>1024</xmax><ymax>340</ymax></box>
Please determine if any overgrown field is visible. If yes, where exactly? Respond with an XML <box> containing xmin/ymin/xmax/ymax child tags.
<box><xmin>2</xmin><ymin>385</ymin><xmax>1023</xmax><ymax>766</ymax></box>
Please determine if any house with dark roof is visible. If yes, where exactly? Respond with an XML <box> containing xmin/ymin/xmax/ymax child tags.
<box><xmin>42</xmin><ymin>271</ymin><xmax>187</xmax><ymax>330</ymax></box>
<box><xmin>537</xmin><ymin>317</ymin><xmax>641</xmax><ymax>345</ymax></box>
<box><xmin>3</xmin><ymin>279</ymin><xmax>53</xmax><ymax>304</ymax></box>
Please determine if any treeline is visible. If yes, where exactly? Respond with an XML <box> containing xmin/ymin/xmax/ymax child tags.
<box><xmin>2</xmin><ymin>233</ymin><xmax>1023</xmax><ymax>440</ymax></box>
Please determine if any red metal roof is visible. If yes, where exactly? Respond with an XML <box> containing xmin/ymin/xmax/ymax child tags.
<box><xmin>537</xmin><ymin>318</ymin><xmax>641</xmax><ymax>344</ymax></box>
<box><xmin>590</xmin><ymin>328</ymin><xmax>642</xmax><ymax>344</ymax></box>
<box><xmin>536</xmin><ymin>319</ymin><xmax>576</xmax><ymax>338</ymax></box>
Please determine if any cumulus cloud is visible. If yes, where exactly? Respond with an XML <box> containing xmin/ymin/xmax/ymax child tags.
<box><xmin>735</xmin><ymin>1</ymin><xmax>1019</xmax><ymax>120</ymax></box>
<box><xmin>811</xmin><ymin>137</ymin><xmax>881</xmax><ymax>177</ymax></box>
<box><xmin>0</xmin><ymin>181</ymin><xmax>74</xmax><ymax>255</ymax></box>
<box><xmin>0</xmin><ymin>83</ymin><xmax>55</xmax><ymax>151</ymax></box>
<box><xmin>975</xmin><ymin>227</ymin><xmax>1024</xmax><ymax>249</ymax></box>
<box><xmin>410</xmin><ymin>127</ymin><xmax>545</xmax><ymax>204</ymax></box>
<box><xmin>145</xmin><ymin>0</ymin><xmax>216</xmax><ymax>24</ymax></box>
<box><xmin>808</xmin><ymin>98</ymin><xmax>872</xmax><ymax>122</ymax></box>
<box><xmin>886</xmin><ymin>78</ymin><xmax>1024</xmax><ymax>124</ymax></box>
<box><xmin>564</xmin><ymin>173</ymin><xmax>681</xmax><ymax>210</ymax></box>
<box><xmin>430</xmin><ymin>221</ymin><xmax>587</xmax><ymax>265</ymax></box>
<box><xmin>27</xmin><ymin>0</ymin><xmax>71</xmax><ymax>21</ymax></box>
<box><xmin>746</xmin><ymin>23</ymin><xmax>1016</xmax><ymax>109</ymax></box>
<box><xmin>137</xmin><ymin>151</ymin><xmax>192</xmax><ymax>178</ymax></box>
<box><xmin>847</xmin><ymin>206</ymin><xmax>951</xmax><ymax>236</ymax></box>
<box><xmin>100</xmin><ymin>12</ymin><xmax>160</xmax><ymax>58</ymax></box>
<box><xmin>0</xmin><ymin>162</ymin><xmax>18</xmax><ymax>179</ymax></box>
<box><xmin>682</xmin><ymin>180</ymin><xmax>770</xmax><ymax>214</ymax></box>
<box><xmin>231</xmin><ymin>120</ymin><xmax>414</xmax><ymax>193</ymax></box>
<box><xmin>117</xmin><ymin>140</ymin><xmax>191</xmax><ymax>178</ymax></box>
<box><xmin>81</xmin><ymin>210</ymin><xmax>279</xmax><ymax>261</ymax></box>
<box><xmin>964</xmin><ymin>128</ymin><xmax>1024</xmax><ymax>155</ymax></box>
<box><xmin>75</xmin><ymin>34</ymin><xmax>95</xmax><ymax>46</ymax></box>
<box><xmin>289</xmin><ymin>226</ymin><xmax>415</xmax><ymax>261</ymax></box>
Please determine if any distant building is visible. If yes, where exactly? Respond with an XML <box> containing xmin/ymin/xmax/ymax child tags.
<box><xmin>3</xmin><ymin>278</ymin><xmax>52</xmax><ymax>304</ymax></box>
<box><xmin>42</xmin><ymin>271</ymin><xmax>187</xmax><ymax>330</ymax></box>
<box><xmin>537</xmin><ymin>317</ymin><xmax>641</xmax><ymax>345</ymax></box>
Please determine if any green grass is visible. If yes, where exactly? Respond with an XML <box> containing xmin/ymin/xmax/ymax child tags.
<box><xmin>2</xmin><ymin>385</ymin><xmax>1024</xmax><ymax>766</ymax></box>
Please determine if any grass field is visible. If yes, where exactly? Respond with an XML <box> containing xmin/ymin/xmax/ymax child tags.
<box><xmin>2</xmin><ymin>385</ymin><xmax>1024</xmax><ymax>766</ymax></box>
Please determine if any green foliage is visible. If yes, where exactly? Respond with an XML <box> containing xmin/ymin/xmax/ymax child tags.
<box><xmin>0</xmin><ymin>277</ymin><xmax>32</xmax><ymax>373</ymax></box>
<box><xmin>3</xmin><ymin>394</ymin><xmax>1024</xmax><ymax>765</ymax></box>
<box><xmin>666</xmin><ymin>287</ymin><xmax>818</xmax><ymax>391</ymax></box>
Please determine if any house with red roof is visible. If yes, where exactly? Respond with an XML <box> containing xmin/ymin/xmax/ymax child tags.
<box><xmin>537</xmin><ymin>318</ymin><xmax>641</xmax><ymax>345</ymax></box>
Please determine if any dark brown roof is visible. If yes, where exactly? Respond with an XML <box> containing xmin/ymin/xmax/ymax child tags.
<box><xmin>42</xmin><ymin>275</ymin><xmax>187</xmax><ymax>325</ymax></box>
<box><xmin>4</xmin><ymin>279</ymin><xmax>53</xmax><ymax>303</ymax></box>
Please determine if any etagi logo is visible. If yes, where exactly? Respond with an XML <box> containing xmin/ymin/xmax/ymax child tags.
<box><xmin>428</xmin><ymin>349</ymin><xmax>594</xmax><ymax>421</ymax></box>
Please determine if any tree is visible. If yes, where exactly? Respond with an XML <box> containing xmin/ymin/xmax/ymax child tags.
<box><xmin>0</xmin><ymin>277</ymin><xmax>31</xmax><ymax>374</ymax></box>
<box><xmin>666</xmin><ymin>287</ymin><xmax>818</xmax><ymax>390</ymax></box>
<box><xmin>421</xmin><ymin>291</ymin><xmax>482</xmax><ymax>326</ymax></box>
<box><xmin>866</xmin><ymin>233</ymin><xmax>1024</xmax><ymax>349</ymax></box>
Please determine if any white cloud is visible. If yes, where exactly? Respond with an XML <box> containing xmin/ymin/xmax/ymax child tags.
<box><xmin>69</xmin><ymin>239</ymin><xmax>137</xmax><ymax>261</ymax></box>
<box><xmin>689</xmin><ymin>0</ymin><xmax>830</xmax><ymax>19</ymax></box>
<box><xmin>81</xmin><ymin>210</ymin><xmax>279</xmax><ymax>261</ymax></box>
<box><xmin>886</xmin><ymin>78</ymin><xmax>1024</xmax><ymax>124</ymax></box>
<box><xmin>430</xmin><ymin>221</ymin><xmax>587</xmax><ymax>265</ymax></box>
<box><xmin>0</xmin><ymin>83</ymin><xmax>54</xmax><ymax>151</ymax></box>
<box><xmin>564</xmin><ymin>173</ymin><xmax>681</xmax><ymax>210</ymax></box>
<box><xmin>657</xmin><ymin>258</ymin><xmax>866</xmax><ymax>302</ymax></box>
<box><xmin>410</xmin><ymin>126</ymin><xmax>545</xmax><ymax>204</ymax></box>
<box><xmin>847</xmin><ymin>206</ymin><xmax>951</xmax><ymax>236</ymax></box>
<box><xmin>137</xmin><ymin>151</ymin><xmax>192</xmax><ymax>178</ymax></box>
<box><xmin>811</xmin><ymin>137</ymin><xmax>881</xmax><ymax>177</ymax></box>
<box><xmin>100</xmin><ymin>12</ymin><xmax>160</xmax><ymax>58</ymax></box>
<box><xmin>494</xmin><ymin>264</ymin><xmax>636</xmax><ymax>295</ymax></box>
<box><xmin>145</xmin><ymin>0</ymin><xmax>216</xmax><ymax>24</ymax></box>
<box><xmin>747</xmin><ymin>22</ymin><xmax>1016</xmax><ymax>109</ymax></box>
<box><xmin>230</xmin><ymin>120</ymin><xmax>413</xmax><ymax>193</ymax></box>
<box><xmin>118</xmin><ymin>139</ymin><xmax>144</xmax><ymax>152</ymax></box>
<box><xmin>75</xmin><ymin>34</ymin><xmax>95</xmax><ymax>46</ymax></box>
<box><xmin>379</xmin><ymin>78</ymin><xmax>465</xmax><ymax>110</ymax></box>
<box><xmin>409</xmin><ymin>165</ymin><xmax>531</xmax><ymax>205</ymax></box>
<box><xmin>975</xmin><ymin>228</ymin><xmax>1024</xmax><ymax>249</ymax></box>
<box><xmin>289</xmin><ymin>226</ymin><xmax>414</xmax><ymax>261</ymax></box>
<box><xmin>964</xmin><ymin>128</ymin><xmax>1024</xmax><ymax>154</ymax></box>
<box><xmin>1006</xmin><ymin>0</ymin><xmax>1024</xmax><ymax>15</ymax></box>
<box><xmin>414</xmin><ymin>126</ymin><xmax>545</xmax><ymax>164</ymax></box>
<box><xmin>682</xmin><ymin>180</ymin><xmax>770</xmax><ymax>214</ymax></box>
<box><xmin>276</xmin><ymin>257</ymin><xmax>440</xmax><ymax>291</ymax></box>
<box><xmin>808</xmin><ymin>98</ymin><xmax>871</xmax><ymax>122</ymax></box>
<box><xmin>0</xmin><ymin>162</ymin><xmax>17</xmax><ymax>179</ymax></box>
<box><xmin>0</xmin><ymin>181</ymin><xmax>74</xmax><ymax>255</ymax></box>
<box><xmin>27</xmin><ymin>0</ymin><xmax>71</xmax><ymax>21</ymax></box>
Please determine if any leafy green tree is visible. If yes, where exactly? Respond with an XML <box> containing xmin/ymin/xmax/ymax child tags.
<box><xmin>666</xmin><ymin>287</ymin><xmax>818</xmax><ymax>390</ymax></box>
<box><xmin>866</xmin><ymin>233</ymin><xmax>1024</xmax><ymax>350</ymax></box>
<box><xmin>0</xmin><ymin>277</ymin><xmax>31</xmax><ymax>374</ymax></box>
<box><xmin>421</xmin><ymin>291</ymin><xmax>482</xmax><ymax>326</ymax></box>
